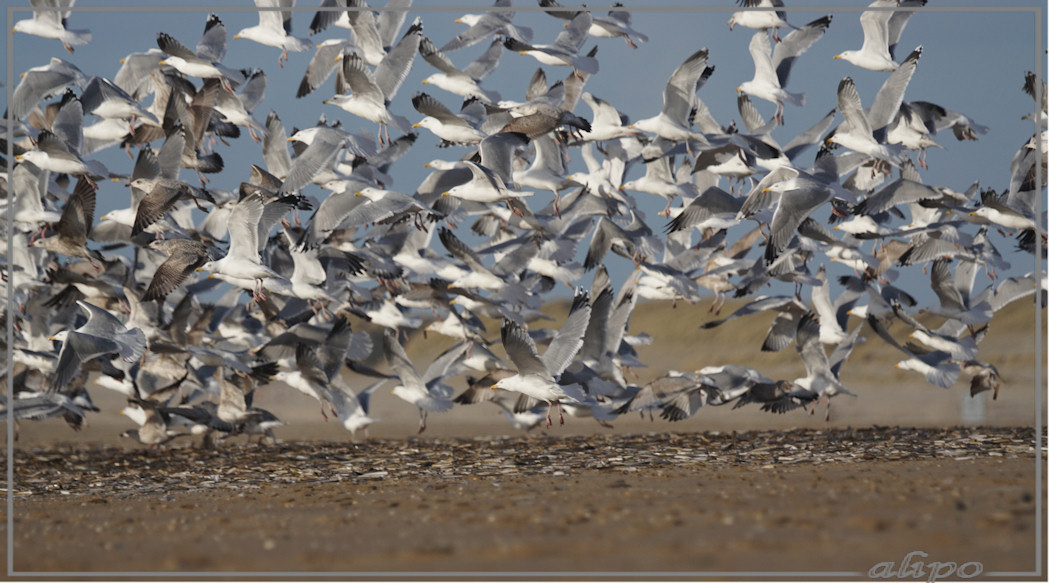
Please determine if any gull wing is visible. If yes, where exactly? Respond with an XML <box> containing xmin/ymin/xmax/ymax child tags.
<box><xmin>747</xmin><ymin>30</ymin><xmax>779</xmax><ymax>89</ymax></box>
<box><xmin>295</xmin><ymin>343</ymin><xmax>330</xmax><ymax>386</ymax></box>
<box><xmin>412</xmin><ymin>92</ymin><xmax>469</xmax><ymax>126</ymax></box>
<box><xmin>377</xmin><ymin>0</ymin><xmax>414</xmax><ymax>49</ymax></box>
<box><xmin>887</xmin><ymin>0</ymin><xmax>926</xmax><ymax>60</ymax></box>
<box><xmin>462</xmin><ymin>37</ymin><xmax>504</xmax><ymax>80</ymax></box>
<box><xmin>253</xmin><ymin>0</ymin><xmax>288</xmax><ymax>36</ymax></box>
<box><xmin>55</xmin><ymin>176</ymin><xmax>95</xmax><ymax>245</ymax></box>
<box><xmin>382</xmin><ymin>329</ymin><xmax>427</xmax><ymax>392</ymax></box>
<box><xmin>339</xmin><ymin>52</ymin><xmax>385</xmax><ymax>104</ymax></box>
<box><xmin>156</xmin><ymin>32</ymin><xmax>198</xmax><ymax>61</ymax></box>
<box><xmin>438</xmin><ymin>226</ymin><xmax>496</xmax><ymax>276</ymax></box>
<box><xmin>553</xmin><ymin>11</ymin><xmax>592</xmax><ymax>54</ymax></box>
<box><xmin>868</xmin><ymin>46</ymin><xmax>922</xmax><ymax>139</ymax></box>
<box><xmin>794</xmin><ymin>312</ymin><xmax>831</xmax><ymax>380</ymax></box>
<box><xmin>225</xmin><ymin>191</ymin><xmax>265</xmax><ymax>261</ymax></box>
<box><xmin>580</xmin><ymin>287</ymin><xmax>614</xmax><ymax>362</ymax></box>
<box><xmin>858</xmin><ymin>0</ymin><xmax>894</xmax><ymax>62</ymax></box>
<box><xmin>661</xmin><ymin>48</ymin><xmax>708</xmax><ymax>125</ymax></box>
<box><xmin>772</xmin><ymin>14</ymin><xmax>832</xmax><ymax>88</ymax></box>
<box><xmin>541</xmin><ymin>289</ymin><xmax>591</xmax><ymax>377</ymax></box>
<box><xmin>297</xmin><ymin>40</ymin><xmax>353</xmax><ymax>98</ymax></box>
<box><xmin>836</xmin><ymin>76</ymin><xmax>874</xmax><ymax>140</ymax></box>
<box><xmin>196</xmin><ymin>14</ymin><xmax>228</xmax><ymax>62</ymax></box>
<box><xmin>374</xmin><ymin>18</ymin><xmax>422</xmax><ymax>101</ymax></box>
<box><xmin>143</xmin><ymin>240</ymin><xmax>211</xmax><ymax>301</ymax></box>
<box><xmin>500</xmin><ymin>320</ymin><xmax>551</xmax><ymax>378</ymax></box>
<box><xmin>262</xmin><ymin>111</ymin><xmax>293</xmax><ymax>178</ymax></box>
<box><xmin>419</xmin><ymin>35</ymin><xmax>461</xmax><ymax>76</ymax></box>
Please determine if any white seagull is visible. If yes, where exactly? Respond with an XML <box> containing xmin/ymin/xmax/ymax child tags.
<box><xmin>13</xmin><ymin>0</ymin><xmax>91</xmax><ymax>54</ymax></box>
<box><xmin>235</xmin><ymin>0</ymin><xmax>314</xmax><ymax>68</ymax></box>
<box><xmin>492</xmin><ymin>290</ymin><xmax>593</xmax><ymax>428</ymax></box>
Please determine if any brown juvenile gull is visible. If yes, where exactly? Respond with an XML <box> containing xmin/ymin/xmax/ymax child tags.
<box><xmin>129</xmin><ymin>177</ymin><xmax>216</xmax><ymax>237</ymax></box>
<box><xmin>499</xmin><ymin>102</ymin><xmax>591</xmax><ymax>139</ymax></box>
<box><xmin>30</xmin><ymin>176</ymin><xmax>105</xmax><ymax>271</ymax></box>
<box><xmin>119</xmin><ymin>399</ymin><xmax>187</xmax><ymax>447</ymax></box>
<box><xmin>143</xmin><ymin>238</ymin><xmax>214</xmax><ymax>302</ymax></box>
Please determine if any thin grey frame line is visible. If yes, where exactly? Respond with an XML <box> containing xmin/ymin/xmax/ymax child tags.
<box><xmin>1032</xmin><ymin>4</ymin><xmax>1045</xmax><ymax>580</ymax></box>
<box><xmin>6</xmin><ymin>570</ymin><xmax>870</xmax><ymax>578</ymax></box>
<box><xmin>6</xmin><ymin>1</ymin><xmax>1040</xmax><ymax>578</ymax></box>
<box><xmin>7</xmin><ymin>3</ymin><xmax>1045</xmax><ymax>12</ymax></box>
<box><xmin>5</xmin><ymin>4</ymin><xmax>14</xmax><ymax>580</ymax></box>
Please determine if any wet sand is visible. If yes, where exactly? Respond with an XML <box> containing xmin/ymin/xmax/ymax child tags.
<box><xmin>5</xmin><ymin>426</ymin><xmax>1044</xmax><ymax>577</ymax></box>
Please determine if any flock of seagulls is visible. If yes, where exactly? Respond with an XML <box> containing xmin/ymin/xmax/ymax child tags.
<box><xmin>2</xmin><ymin>0</ymin><xmax>1045</xmax><ymax>446</ymax></box>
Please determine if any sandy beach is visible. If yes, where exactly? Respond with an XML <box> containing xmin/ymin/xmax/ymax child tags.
<box><xmin>4</xmin><ymin>426</ymin><xmax>1044</xmax><ymax>577</ymax></box>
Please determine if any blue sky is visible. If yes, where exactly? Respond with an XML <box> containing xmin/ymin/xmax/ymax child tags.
<box><xmin>4</xmin><ymin>0</ymin><xmax>1046</xmax><ymax>306</ymax></box>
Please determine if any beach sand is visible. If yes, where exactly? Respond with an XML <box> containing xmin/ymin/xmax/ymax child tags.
<box><xmin>4</xmin><ymin>427</ymin><xmax>1043</xmax><ymax>576</ymax></box>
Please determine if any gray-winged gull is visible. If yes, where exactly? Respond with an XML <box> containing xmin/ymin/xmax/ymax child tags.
<box><xmin>195</xmin><ymin>191</ymin><xmax>288</xmax><ymax>302</ymax></box>
<box><xmin>737</xmin><ymin>15</ymin><xmax>831</xmax><ymax>125</ymax></box>
<box><xmin>505</xmin><ymin>11</ymin><xmax>598</xmax><ymax>76</ymax></box>
<box><xmin>728</xmin><ymin>0</ymin><xmax>795</xmax><ymax>41</ymax></box>
<box><xmin>324</xmin><ymin>21</ymin><xmax>421</xmax><ymax>144</ymax></box>
<box><xmin>492</xmin><ymin>290</ymin><xmax>592</xmax><ymax>427</ymax></box>
<box><xmin>156</xmin><ymin>20</ymin><xmax>246</xmax><ymax>93</ymax></box>
<box><xmin>419</xmin><ymin>35</ymin><xmax>503</xmax><ymax>103</ymax></box>
<box><xmin>792</xmin><ymin>312</ymin><xmax>857</xmax><ymax>421</ymax></box>
<box><xmin>411</xmin><ymin>92</ymin><xmax>486</xmax><ymax>145</ymax></box>
<box><xmin>49</xmin><ymin>300</ymin><xmax>148</xmax><ymax>391</ymax></box>
<box><xmin>440</xmin><ymin>0</ymin><xmax>532</xmax><ymax>53</ymax></box>
<box><xmin>16</xmin><ymin>130</ymin><xmax>108</xmax><ymax>186</ymax></box>
<box><xmin>382</xmin><ymin>329</ymin><xmax>459</xmax><ymax>433</ymax></box>
<box><xmin>834</xmin><ymin>0</ymin><xmax>923</xmax><ymax>71</ymax></box>
<box><xmin>80</xmin><ymin>76</ymin><xmax>159</xmax><ymax>137</ymax></box>
<box><xmin>629</xmin><ymin>48</ymin><xmax>711</xmax><ymax>150</ymax></box>
<box><xmin>10</xmin><ymin>57</ymin><xmax>87</xmax><ymax>121</ymax></box>
<box><xmin>827</xmin><ymin>77</ymin><xmax>907</xmax><ymax>167</ymax></box>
